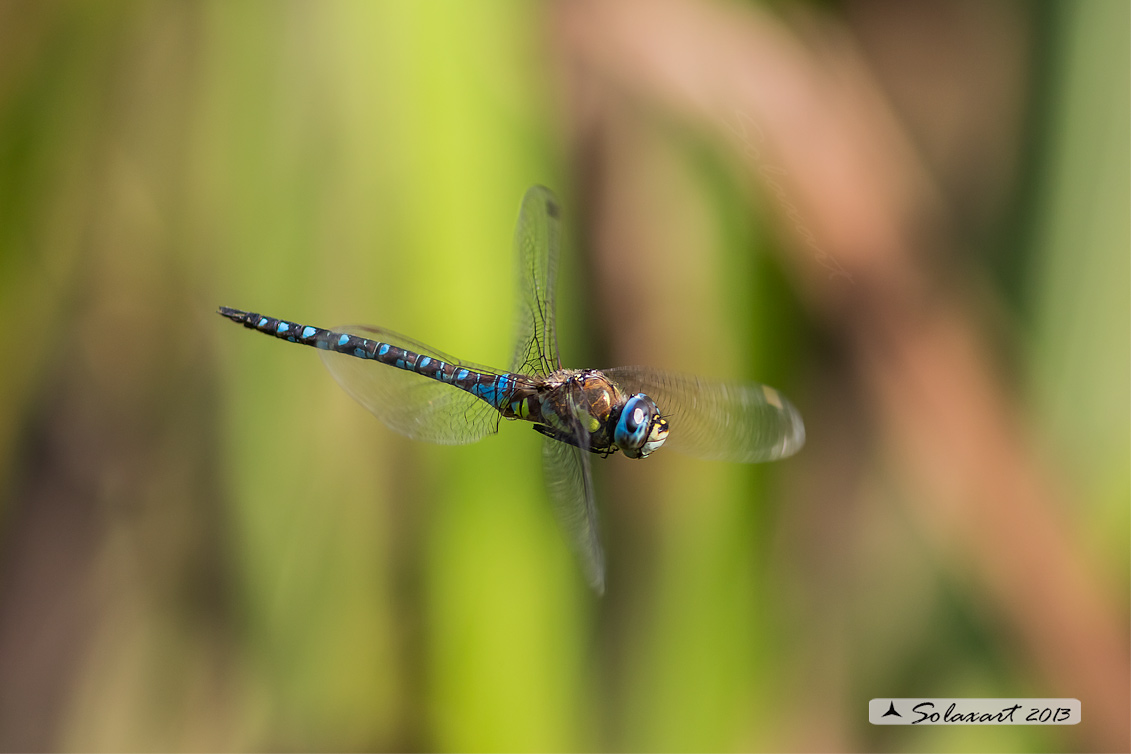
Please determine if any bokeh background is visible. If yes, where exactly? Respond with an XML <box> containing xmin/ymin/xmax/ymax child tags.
<box><xmin>0</xmin><ymin>0</ymin><xmax>1126</xmax><ymax>751</ymax></box>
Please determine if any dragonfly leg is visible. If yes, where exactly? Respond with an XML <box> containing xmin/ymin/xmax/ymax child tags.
<box><xmin>532</xmin><ymin>424</ymin><xmax>616</xmax><ymax>458</ymax></box>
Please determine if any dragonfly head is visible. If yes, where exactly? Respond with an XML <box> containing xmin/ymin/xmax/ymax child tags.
<box><xmin>615</xmin><ymin>393</ymin><xmax>669</xmax><ymax>459</ymax></box>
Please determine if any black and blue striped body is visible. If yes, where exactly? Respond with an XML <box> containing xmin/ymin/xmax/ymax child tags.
<box><xmin>218</xmin><ymin>307</ymin><xmax>526</xmax><ymax>416</ymax></box>
<box><xmin>217</xmin><ymin>306</ymin><xmax>640</xmax><ymax>457</ymax></box>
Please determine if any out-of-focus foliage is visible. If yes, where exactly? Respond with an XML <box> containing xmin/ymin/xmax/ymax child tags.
<box><xmin>0</xmin><ymin>1</ymin><xmax>1125</xmax><ymax>752</ymax></box>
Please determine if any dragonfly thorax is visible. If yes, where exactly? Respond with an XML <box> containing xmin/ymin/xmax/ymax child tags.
<box><xmin>533</xmin><ymin>369</ymin><xmax>622</xmax><ymax>452</ymax></box>
<box><xmin>513</xmin><ymin>369</ymin><xmax>668</xmax><ymax>459</ymax></box>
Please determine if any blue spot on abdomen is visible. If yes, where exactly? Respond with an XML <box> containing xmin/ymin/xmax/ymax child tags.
<box><xmin>472</xmin><ymin>379</ymin><xmax>501</xmax><ymax>405</ymax></box>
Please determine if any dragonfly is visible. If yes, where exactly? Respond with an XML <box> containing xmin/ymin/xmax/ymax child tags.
<box><xmin>218</xmin><ymin>186</ymin><xmax>804</xmax><ymax>593</ymax></box>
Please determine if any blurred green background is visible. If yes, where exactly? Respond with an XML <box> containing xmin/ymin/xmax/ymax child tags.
<box><xmin>0</xmin><ymin>1</ymin><xmax>1126</xmax><ymax>751</ymax></box>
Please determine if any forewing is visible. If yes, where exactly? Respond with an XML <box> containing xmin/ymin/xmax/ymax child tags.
<box><xmin>604</xmin><ymin>366</ymin><xmax>805</xmax><ymax>463</ymax></box>
<box><xmin>541</xmin><ymin>422</ymin><xmax>605</xmax><ymax>594</ymax></box>
<box><xmin>509</xmin><ymin>186</ymin><xmax>563</xmax><ymax>377</ymax></box>
<box><xmin>319</xmin><ymin>325</ymin><xmax>510</xmax><ymax>445</ymax></box>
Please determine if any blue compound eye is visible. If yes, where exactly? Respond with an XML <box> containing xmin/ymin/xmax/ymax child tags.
<box><xmin>616</xmin><ymin>393</ymin><xmax>668</xmax><ymax>459</ymax></box>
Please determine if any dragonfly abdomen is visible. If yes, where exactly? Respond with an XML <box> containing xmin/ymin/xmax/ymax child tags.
<box><xmin>218</xmin><ymin>306</ymin><xmax>519</xmax><ymax>410</ymax></box>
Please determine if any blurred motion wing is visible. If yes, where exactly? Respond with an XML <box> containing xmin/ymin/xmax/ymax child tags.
<box><xmin>509</xmin><ymin>186</ymin><xmax>563</xmax><ymax>377</ymax></box>
<box><xmin>604</xmin><ymin>367</ymin><xmax>805</xmax><ymax>463</ymax></box>
<box><xmin>541</xmin><ymin>422</ymin><xmax>605</xmax><ymax>594</ymax></box>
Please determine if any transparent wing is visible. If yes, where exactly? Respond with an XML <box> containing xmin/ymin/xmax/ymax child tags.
<box><xmin>604</xmin><ymin>366</ymin><xmax>806</xmax><ymax>463</ymax></box>
<box><xmin>541</xmin><ymin>419</ymin><xmax>605</xmax><ymax>594</ymax></box>
<box><xmin>319</xmin><ymin>325</ymin><xmax>513</xmax><ymax>445</ymax></box>
<box><xmin>509</xmin><ymin>185</ymin><xmax>563</xmax><ymax>378</ymax></box>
